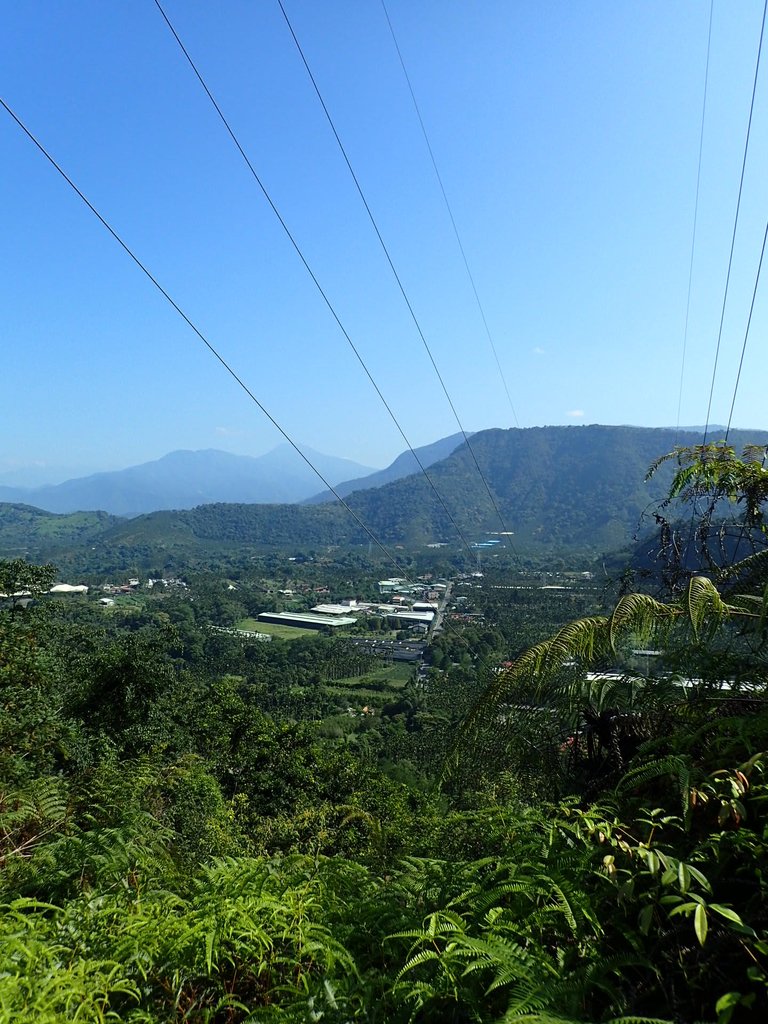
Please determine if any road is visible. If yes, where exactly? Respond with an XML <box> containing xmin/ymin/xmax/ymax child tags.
<box><xmin>428</xmin><ymin>581</ymin><xmax>453</xmax><ymax>638</ymax></box>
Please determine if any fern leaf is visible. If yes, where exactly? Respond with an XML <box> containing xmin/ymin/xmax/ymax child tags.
<box><xmin>685</xmin><ymin>576</ymin><xmax>732</xmax><ymax>638</ymax></box>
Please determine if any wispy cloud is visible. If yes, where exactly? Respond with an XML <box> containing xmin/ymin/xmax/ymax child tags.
<box><xmin>567</xmin><ymin>409</ymin><xmax>585</xmax><ymax>418</ymax></box>
<box><xmin>215</xmin><ymin>426</ymin><xmax>242</xmax><ymax>437</ymax></box>
<box><xmin>532</xmin><ymin>346</ymin><xmax>545</xmax><ymax>355</ymax></box>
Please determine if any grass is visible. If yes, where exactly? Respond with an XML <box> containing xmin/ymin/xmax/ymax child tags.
<box><xmin>325</xmin><ymin>663</ymin><xmax>413</xmax><ymax>703</ymax></box>
<box><xmin>236</xmin><ymin>617</ymin><xmax>318</xmax><ymax>639</ymax></box>
<box><xmin>332</xmin><ymin>663</ymin><xmax>412</xmax><ymax>688</ymax></box>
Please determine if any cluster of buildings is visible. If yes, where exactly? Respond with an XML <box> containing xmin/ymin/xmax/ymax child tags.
<box><xmin>256</xmin><ymin>602</ymin><xmax>436</xmax><ymax>634</ymax></box>
<box><xmin>100</xmin><ymin>577</ymin><xmax>188</xmax><ymax>596</ymax></box>
<box><xmin>101</xmin><ymin>579</ymin><xmax>141</xmax><ymax>595</ymax></box>
<box><xmin>348</xmin><ymin>636</ymin><xmax>426</xmax><ymax>663</ymax></box>
<box><xmin>1</xmin><ymin>582</ymin><xmax>90</xmax><ymax>609</ymax></box>
<box><xmin>255</xmin><ymin>579</ymin><xmax>446</xmax><ymax>634</ymax></box>
<box><xmin>378</xmin><ymin>577</ymin><xmax>446</xmax><ymax>601</ymax></box>
<box><xmin>257</xmin><ymin>610</ymin><xmax>358</xmax><ymax>630</ymax></box>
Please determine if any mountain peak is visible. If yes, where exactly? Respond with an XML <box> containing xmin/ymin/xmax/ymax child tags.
<box><xmin>0</xmin><ymin>446</ymin><xmax>378</xmax><ymax>516</ymax></box>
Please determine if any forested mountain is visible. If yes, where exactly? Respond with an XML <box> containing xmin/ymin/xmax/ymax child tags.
<box><xmin>2</xmin><ymin>442</ymin><xmax>768</xmax><ymax>1021</ymax></box>
<box><xmin>342</xmin><ymin>425</ymin><xmax>768</xmax><ymax>549</ymax></box>
<box><xmin>0</xmin><ymin>446</ymin><xmax>377</xmax><ymax>516</ymax></box>
<box><xmin>0</xmin><ymin>503</ymin><xmax>121</xmax><ymax>561</ymax></box>
<box><xmin>2</xmin><ymin>426</ymin><xmax>767</xmax><ymax>565</ymax></box>
<box><xmin>304</xmin><ymin>431</ymin><xmax>468</xmax><ymax>504</ymax></box>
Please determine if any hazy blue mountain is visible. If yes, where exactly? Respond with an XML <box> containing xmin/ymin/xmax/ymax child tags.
<box><xmin>304</xmin><ymin>432</ymin><xmax>468</xmax><ymax>503</ymax></box>
<box><xmin>5</xmin><ymin>426</ymin><xmax>768</xmax><ymax>566</ymax></box>
<box><xmin>0</xmin><ymin>446</ymin><xmax>377</xmax><ymax>517</ymax></box>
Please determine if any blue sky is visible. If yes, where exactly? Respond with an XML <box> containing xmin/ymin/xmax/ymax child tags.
<box><xmin>3</xmin><ymin>1</ymin><xmax>768</xmax><ymax>483</ymax></box>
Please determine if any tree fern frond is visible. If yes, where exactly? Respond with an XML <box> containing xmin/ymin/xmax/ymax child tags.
<box><xmin>717</xmin><ymin>546</ymin><xmax>768</xmax><ymax>582</ymax></box>
<box><xmin>460</xmin><ymin>617</ymin><xmax>611</xmax><ymax>740</ymax></box>
<box><xmin>542</xmin><ymin>616</ymin><xmax>612</xmax><ymax>670</ymax></box>
<box><xmin>685</xmin><ymin>576</ymin><xmax>732</xmax><ymax>638</ymax></box>
<box><xmin>394</xmin><ymin>948</ymin><xmax>442</xmax><ymax>981</ymax></box>
<box><xmin>605</xmin><ymin>1017</ymin><xmax>675</xmax><ymax>1024</ymax></box>
<box><xmin>667</xmin><ymin>461</ymin><xmax>708</xmax><ymax>498</ymax></box>
<box><xmin>616</xmin><ymin>755</ymin><xmax>691</xmax><ymax>800</ymax></box>
<box><xmin>608</xmin><ymin>593</ymin><xmax>677</xmax><ymax>653</ymax></box>
<box><xmin>474</xmin><ymin>881</ymin><xmax>548</xmax><ymax>913</ymax></box>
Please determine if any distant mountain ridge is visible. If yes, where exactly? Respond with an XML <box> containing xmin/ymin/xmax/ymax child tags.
<box><xmin>304</xmin><ymin>432</ymin><xmax>468</xmax><ymax>504</ymax></box>
<box><xmin>94</xmin><ymin>425</ymin><xmax>768</xmax><ymax>553</ymax></box>
<box><xmin>0</xmin><ymin>446</ymin><xmax>378</xmax><ymax>517</ymax></box>
<box><xmin>0</xmin><ymin>433</ymin><xmax>474</xmax><ymax>517</ymax></box>
<box><xmin>337</xmin><ymin>425</ymin><xmax>768</xmax><ymax>549</ymax></box>
<box><xmin>4</xmin><ymin>425</ymin><xmax>767</xmax><ymax>568</ymax></box>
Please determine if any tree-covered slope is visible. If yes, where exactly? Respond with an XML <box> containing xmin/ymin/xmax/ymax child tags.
<box><xmin>4</xmin><ymin>426</ymin><xmax>768</xmax><ymax>564</ymax></box>
<box><xmin>2</xmin><ymin>440</ymin><xmax>768</xmax><ymax>1022</ymax></box>
<box><xmin>0</xmin><ymin>503</ymin><xmax>121</xmax><ymax>561</ymax></box>
<box><xmin>103</xmin><ymin>502</ymin><xmax>357</xmax><ymax>549</ymax></box>
<box><xmin>342</xmin><ymin>425</ymin><xmax>768</xmax><ymax>549</ymax></box>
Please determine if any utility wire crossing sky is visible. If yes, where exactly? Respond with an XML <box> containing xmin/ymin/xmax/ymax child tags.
<box><xmin>2</xmin><ymin>1</ymin><xmax>767</xmax><ymax>483</ymax></box>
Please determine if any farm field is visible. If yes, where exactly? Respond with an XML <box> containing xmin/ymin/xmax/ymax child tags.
<box><xmin>235</xmin><ymin>617</ymin><xmax>319</xmax><ymax>639</ymax></box>
<box><xmin>322</xmin><ymin>663</ymin><xmax>413</xmax><ymax>704</ymax></box>
<box><xmin>331</xmin><ymin>663</ymin><xmax>413</xmax><ymax>689</ymax></box>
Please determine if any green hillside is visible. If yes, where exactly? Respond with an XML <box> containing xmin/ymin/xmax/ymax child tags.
<box><xmin>3</xmin><ymin>426</ymin><xmax>766</xmax><ymax>567</ymax></box>
<box><xmin>346</xmin><ymin>425</ymin><xmax>768</xmax><ymax>550</ymax></box>
<box><xmin>0</xmin><ymin>503</ymin><xmax>121</xmax><ymax>560</ymax></box>
<box><xmin>2</xmin><ymin>441</ymin><xmax>768</xmax><ymax>1022</ymax></box>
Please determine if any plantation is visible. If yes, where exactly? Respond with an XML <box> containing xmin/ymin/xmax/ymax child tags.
<box><xmin>235</xmin><ymin>619</ymin><xmax>321</xmax><ymax>640</ymax></box>
<box><xmin>1</xmin><ymin>444</ymin><xmax>767</xmax><ymax>1022</ymax></box>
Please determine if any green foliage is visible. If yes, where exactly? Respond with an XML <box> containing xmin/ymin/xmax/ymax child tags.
<box><xmin>6</xmin><ymin>429</ymin><xmax>768</xmax><ymax>572</ymax></box>
<box><xmin>3</xmin><ymin>434</ymin><xmax>768</xmax><ymax>1022</ymax></box>
<box><xmin>642</xmin><ymin>443</ymin><xmax>768</xmax><ymax>592</ymax></box>
<box><xmin>648</xmin><ymin>443</ymin><xmax>768</xmax><ymax>526</ymax></box>
<box><xmin>0</xmin><ymin>558</ymin><xmax>56</xmax><ymax>603</ymax></box>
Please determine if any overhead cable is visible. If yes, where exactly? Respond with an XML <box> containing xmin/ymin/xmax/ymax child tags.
<box><xmin>151</xmin><ymin>0</ymin><xmax>479</xmax><ymax>562</ymax></box>
<box><xmin>0</xmin><ymin>104</ymin><xmax>568</xmax><ymax>728</ymax></box>
<box><xmin>0</xmin><ymin>103</ymin><xmax>522</xmax><ymax>716</ymax></box>
<box><xmin>703</xmin><ymin>0</ymin><xmax>767</xmax><ymax>442</ymax></box>
<box><xmin>675</xmin><ymin>0</ymin><xmax>714</xmax><ymax>441</ymax></box>
<box><xmin>0</xmin><ymin>96</ymin><xmax>423</xmax><ymax>581</ymax></box>
<box><xmin>725</xmin><ymin>215</ymin><xmax>768</xmax><ymax>439</ymax></box>
<box><xmin>380</xmin><ymin>0</ymin><xmax>520</xmax><ymax>431</ymax></box>
<box><xmin>275</xmin><ymin>0</ymin><xmax>514</xmax><ymax>544</ymax></box>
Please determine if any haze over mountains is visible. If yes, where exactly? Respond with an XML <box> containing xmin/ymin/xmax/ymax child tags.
<box><xmin>0</xmin><ymin>446</ymin><xmax>378</xmax><ymax>517</ymax></box>
<box><xmin>3</xmin><ymin>425</ymin><xmax>767</xmax><ymax>568</ymax></box>
<box><xmin>304</xmin><ymin>433</ymin><xmax>467</xmax><ymax>504</ymax></box>
<box><xmin>0</xmin><ymin>435</ymin><xmax>472</xmax><ymax>517</ymax></box>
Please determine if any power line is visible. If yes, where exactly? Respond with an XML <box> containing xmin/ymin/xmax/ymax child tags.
<box><xmin>679</xmin><ymin>0</ymin><xmax>767</xmax><ymax>581</ymax></box>
<box><xmin>699</xmin><ymin>215</ymin><xmax>768</xmax><ymax>578</ymax></box>
<box><xmin>380</xmin><ymin>0</ymin><xmax>520</xmax><ymax>431</ymax></box>
<box><xmin>0</xmin><ymin>96</ymin><xmax>420</xmax><ymax>578</ymax></box>
<box><xmin>675</xmin><ymin>0</ymin><xmax>713</xmax><ymax>441</ymax></box>
<box><xmin>151</xmin><ymin>0</ymin><xmax>479</xmax><ymax>562</ymax></box>
<box><xmin>2</xmin><ymin>92</ymin><xmax>514</xmax><ymax>689</ymax></box>
<box><xmin>1</xmin><ymin>99</ymin><xmax>512</xmax><ymax>693</ymax></box>
<box><xmin>703</xmin><ymin>0</ymin><xmax>767</xmax><ymax>442</ymax></box>
<box><xmin>0</xmin><ymin>106</ymin><xmax>519</xmax><ymax>726</ymax></box>
<box><xmin>274</xmin><ymin>0</ymin><xmax>514</xmax><ymax>544</ymax></box>
<box><xmin>725</xmin><ymin>215</ymin><xmax>768</xmax><ymax>440</ymax></box>
<box><xmin>1</xmin><ymin>100</ymin><xmax>571</xmax><ymax>750</ymax></box>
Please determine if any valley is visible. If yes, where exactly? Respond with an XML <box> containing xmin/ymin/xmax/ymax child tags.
<box><xmin>3</xmin><ymin>433</ymin><xmax>768</xmax><ymax>1021</ymax></box>
<box><xmin>5</xmin><ymin>1</ymin><xmax>768</xmax><ymax>1016</ymax></box>
<box><xmin>5</xmin><ymin>426</ymin><xmax>768</xmax><ymax>574</ymax></box>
